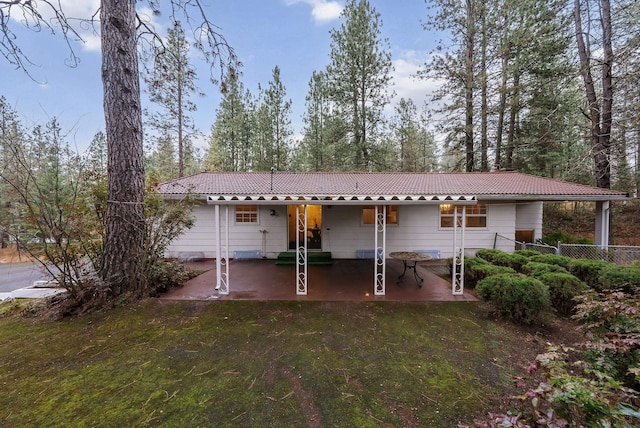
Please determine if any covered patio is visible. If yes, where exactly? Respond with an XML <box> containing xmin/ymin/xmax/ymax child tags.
<box><xmin>161</xmin><ymin>258</ymin><xmax>478</xmax><ymax>302</ymax></box>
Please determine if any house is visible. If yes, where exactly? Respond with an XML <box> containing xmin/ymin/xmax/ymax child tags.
<box><xmin>158</xmin><ymin>171</ymin><xmax>631</xmax><ymax>297</ymax></box>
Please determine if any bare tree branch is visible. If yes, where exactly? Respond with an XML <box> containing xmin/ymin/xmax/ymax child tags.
<box><xmin>0</xmin><ymin>0</ymin><xmax>92</xmax><ymax>79</ymax></box>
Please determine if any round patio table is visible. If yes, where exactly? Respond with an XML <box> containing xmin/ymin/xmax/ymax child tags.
<box><xmin>389</xmin><ymin>251</ymin><xmax>433</xmax><ymax>287</ymax></box>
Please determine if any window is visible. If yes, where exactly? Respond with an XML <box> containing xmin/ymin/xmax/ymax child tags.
<box><xmin>235</xmin><ymin>205</ymin><xmax>258</xmax><ymax>223</ymax></box>
<box><xmin>440</xmin><ymin>203</ymin><xmax>487</xmax><ymax>228</ymax></box>
<box><xmin>362</xmin><ymin>205</ymin><xmax>398</xmax><ymax>225</ymax></box>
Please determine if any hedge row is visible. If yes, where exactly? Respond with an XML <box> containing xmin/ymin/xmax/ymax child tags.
<box><xmin>472</xmin><ymin>249</ymin><xmax>639</xmax><ymax>295</ymax></box>
<box><xmin>467</xmin><ymin>249</ymin><xmax>640</xmax><ymax>324</ymax></box>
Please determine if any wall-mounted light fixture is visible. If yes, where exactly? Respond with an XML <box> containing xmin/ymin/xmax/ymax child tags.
<box><xmin>270</xmin><ymin>209</ymin><xmax>276</xmax><ymax>216</ymax></box>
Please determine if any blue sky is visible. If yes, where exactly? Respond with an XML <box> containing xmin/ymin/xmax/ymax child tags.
<box><xmin>2</xmin><ymin>0</ymin><xmax>440</xmax><ymax>153</ymax></box>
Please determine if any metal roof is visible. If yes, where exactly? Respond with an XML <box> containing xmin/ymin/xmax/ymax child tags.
<box><xmin>157</xmin><ymin>171</ymin><xmax>631</xmax><ymax>204</ymax></box>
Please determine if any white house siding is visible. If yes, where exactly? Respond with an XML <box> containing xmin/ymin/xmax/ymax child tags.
<box><xmin>166</xmin><ymin>205</ymin><xmax>288</xmax><ymax>259</ymax></box>
<box><xmin>166</xmin><ymin>202</ymin><xmax>520</xmax><ymax>260</ymax></box>
<box><xmin>515</xmin><ymin>201</ymin><xmax>543</xmax><ymax>241</ymax></box>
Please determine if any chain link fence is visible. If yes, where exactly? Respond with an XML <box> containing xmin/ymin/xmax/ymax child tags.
<box><xmin>494</xmin><ymin>234</ymin><xmax>558</xmax><ymax>255</ymax></box>
<box><xmin>494</xmin><ymin>234</ymin><xmax>640</xmax><ymax>265</ymax></box>
<box><xmin>557</xmin><ymin>244</ymin><xmax>640</xmax><ymax>265</ymax></box>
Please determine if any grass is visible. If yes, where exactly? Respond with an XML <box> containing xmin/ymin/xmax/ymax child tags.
<box><xmin>0</xmin><ymin>299</ymin><xmax>555</xmax><ymax>427</ymax></box>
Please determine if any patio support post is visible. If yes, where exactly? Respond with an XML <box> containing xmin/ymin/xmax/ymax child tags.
<box><xmin>452</xmin><ymin>205</ymin><xmax>465</xmax><ymax>295</ymax></box>
<box><xmin>296</xmin><ymin>204</ymin><xmax>308</xmax><ymax>295</ymax></box>
<box><xmin>214</xmin><ymin>204</ymin><xmax>230</xmax><ymax>294</ymax></box>
<box><xmin>595</xmin><ymin>201</ymin><xmax>610</xmax><ymax>247</ymax></box>
<box><xmin>374</xmin><ymin>205</ymin><xmax>387</xmax><ymax>295</ymax></box>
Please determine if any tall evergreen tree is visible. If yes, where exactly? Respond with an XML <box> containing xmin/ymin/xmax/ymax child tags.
<box><xmin>420</xmin><ymin>0</ymin><xmax>479</xmax><ymax>171</ymax></box>
<box><xmin>144</xmin><ymin>21</ymin><xmax>201</xmax><ymax>178</ymax></box>
<box><xmin>574</xmin><ymin>0</ymin><xmax>613</xmax><ymax>189</ymax></box>
<box><xmin>325</xmin><ymin>0</ymin><xmax>393</xmax><ymax>170</ymax></box>
<box><xmin>146</xmin><ymin>134</ymin><xmax>178</xmax><ymax>182</ymax></box>
<box><xmin>262</xmin><ymin>66</ymin><xmax>292</xmax><ymax>170</ymax></box>
<box><xmin>0</xmin><ymin>96</ymin><xmax>24</xmax><ymax>246</ymax></box>
<box><xmin>207</xmin><ymin>73</ymin><xmax>252</xmax><ymax>171</ymax></box>
<box><xmin>390</xmin><ymin>98</ymin><xmax>421</xmax><ymax>172</ymax></box>
<box><xmin>2</xmin><ymin>0</ymin><xmax>237</xmax><ymax>300</ymax></box>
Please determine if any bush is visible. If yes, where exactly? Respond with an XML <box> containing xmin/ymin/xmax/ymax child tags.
<box><xmin>521</xmin><ymin>261</ymin><xmax>570</xmax><ymax>276</ymax></box>
<box><xmin>597</xmin><ymin>265</ymin><xmax>640</xmax><ymax>295</ymax></box>
<box><xmin>573</xmin><ymin>291</ymin><xmax>640</xmax><ymax>389</ymax></box>
<box><xmin>536</xmin><ymin>272</ymin><xmax>587</xmax><ymax>316</ymax></box>
<box><xmin>529</xmin><ymin>253</ymin><xmax>574</xmax><ymax>270</ymax></box>
<box><xmin>475</xmin><ymin>249</ymin><xmax>530</xmax><ymax>272</ymax></box>
<box><xmin>147</xmin><ymin>258</ymin><xmax>195</xmax><ymax>296</ymax></box>
<box><xmin>465</xmin><ymin>257</ymin><xmax>516</xmax><ymax>288</ymax></box>
<box><xmin>513</xmin><ymin>249</ymin><xmax>544</xmax><ymax>258</ymax></box>
<box><xmin>541</xmin><ymin>231</ymin><xmax>593</xmax><ymax>245</ymax></box>
<box><xmin>567</xmin><ymin>259</ymin><xmax>610</xmax><ymax>289</ymax></box>
<box><xmin>476</xmin><ymin>273</ymin><xmax>552</xmax><ymax>325</ymax></box>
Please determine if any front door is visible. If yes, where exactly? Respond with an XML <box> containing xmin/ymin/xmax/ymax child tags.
<box><xmin>287</xmin><ymin>205</ymin><xmax>322</xmax><ymax>250</ymax></box>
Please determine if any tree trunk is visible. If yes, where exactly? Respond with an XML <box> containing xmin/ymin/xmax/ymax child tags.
<box><xmin>505</xmin><ymin>48</ymin><xmax>521</xmax><ymax>170</ymax></box>
<box><xmin>495</xmin><ymin>49</ymin><xmax>508</xmax><ymax>169</ymax></box>
<box><xmin>464</xmin><ymin>0</ymin><xmax>476</xmax><ymax>172</ymax></box>
<box><xmin>100</xmin><ymin>0</ymin><xmax>146</xmax><ymax>296</ymax></box>
<box><xmin>574</xmin><ymin>0</ymin><xmax>612</xmax><ymax>189</ymax></box>
<box><xmin>479</xmin><ymin>4</ymin><xmax>488</xmax><ymax>172</ymax></box>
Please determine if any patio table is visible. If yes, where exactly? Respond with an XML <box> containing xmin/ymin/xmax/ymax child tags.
<box><xmin>389</xmin><ymin>251</ymin><xmax>433</xmax><ymax>286</ymax></box>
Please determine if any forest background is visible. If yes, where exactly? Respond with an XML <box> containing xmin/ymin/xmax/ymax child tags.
<box><xmin>2</xmin><ymin>0</ymin><xmax>639</xmax><ymax>243</ymax></box>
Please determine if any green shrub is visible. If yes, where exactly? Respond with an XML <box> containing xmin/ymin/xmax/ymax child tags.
<box><xmin>475</xmin><ymin>249</ymin><xmax>529</xmax><ymax>272</ymax></box>
<box><xmin>476</xmin><ymin>273</ymin><xmax>552</xmax><ymax>325</ymax></box>
<box><xmin>536</xmin><ymin>272</ymin><xmax>587</xmax><ymax>316</ymax></box>
<box><xmin>521</xmin><ymin>261</ymin><xmax>570</xmax><ymax>276</ymax></box>
<box><xmin>541</xmin><ymin>231</ymin><xmax>593</xmax><ymax>245</ymax></box>
<box><xmin>465</xmin><ymin>257</ymin><xmax>516</xmax><ymax>288</ymax></box>
<box><xmin>513</xmin><ymin>249</ymin><xmax>543</xmax><ymax>258</ymax></box>
<box><xmin>597</xmin><ymin>265</ymin><xmax>640</xmax><ymax>295</ymax></box>
<box><xmin>567</xmin><ymin>259</ymin><xmax>610</xmax><ymax>289</ymax></box>
<box><xmin>529</xmin><ymin>253</ymin><xmax>574</xmax><ymax>270</ymax></box>
<box><xmin>147</xmin><ymin>258</ymin><xmax>195</xmax><ymax>296</ymax></box>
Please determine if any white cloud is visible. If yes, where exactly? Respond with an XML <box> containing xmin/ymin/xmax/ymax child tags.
<box><xmin>389</xmin><ymin>50</ymin><xmax>442</xmax><ymax>112</ymax></box>
<box><xmin>284</xmin><ymin>0</ymin><xmax>343</xmax><ymax>25</ymax></box>
<box><xmin>7</xmin><ymin>0</ymin><xmax>101</xmax><ymax>51</ymax></box>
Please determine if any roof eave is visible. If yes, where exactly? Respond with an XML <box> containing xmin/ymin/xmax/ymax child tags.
<box><xmin>478</xmin><ymin>194</ymin><xmax>631</xmax><ymax>202</ymax></box>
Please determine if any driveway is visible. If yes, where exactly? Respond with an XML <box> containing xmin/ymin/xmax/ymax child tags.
<box><xmin>0</xmin><ymin>262</ymin><xmax>53</xmax><ymax>292</ymax></box>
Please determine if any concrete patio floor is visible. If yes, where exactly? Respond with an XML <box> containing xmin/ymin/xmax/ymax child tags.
<box><xmin>161</xmin><ymin>258</ymin><xmax>478</xmax><ymax>302</ymax></box>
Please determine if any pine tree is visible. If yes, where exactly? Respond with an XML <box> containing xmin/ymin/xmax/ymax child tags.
<box><xmin>254</xmin><ymin>66</ymin><xmax>292</xmax><ymax>171</ymax></box>
<box><xmin>390</xmin><ymin>98</ymin><xmax>421</xmax><ymax>172</ymax></box>
<box><xmin>207</xmin><ymin>73</ymin><xmax>252</xmax><ymax>171</ymax></box>
<box><xmin>144</xmin><ymin>21</ymin><xmax>201</xmax><ymax>178</ymax></box>
<box><xmin>325</xmin><ymin>0</ymin><xmax>393</xmax><ymax>170</ymax></box>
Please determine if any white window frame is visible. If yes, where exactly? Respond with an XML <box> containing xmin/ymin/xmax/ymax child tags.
<box><xmin>235</xmin><ymin>205</ymin><xmax>258</xmax><ymax>224</ymax></box>
<box><xmin>439</xmin><ymin>202</ymin><xmax>487</xmax><ymax>229</ymax></box>
<box><xmin>362</xmin><ymin>205</ymin><xmax>398</xmax><ymax>226</ymax></box>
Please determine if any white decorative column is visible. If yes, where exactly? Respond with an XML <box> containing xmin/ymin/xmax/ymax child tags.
<box><xmin>215</xmin><ymin>205</ymin><xmax>230</xmax><ymax>294</ymax></box>
<box><xmin>374</xmin><ymin>205</ymin><xmax>387</xmax><ymax>295</ymax></box>
<box><xmin>452</xmin><ymin>205</ymin><xmax>465</xmax><ymax>295</ymax></box>
<box><xmin>296</xmin><ymin>205</ymin><xmax>308</xmax><ymax>295</ymax></box>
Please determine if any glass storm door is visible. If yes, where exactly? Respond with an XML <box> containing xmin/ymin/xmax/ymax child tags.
<box><xmin>287</xmin><ymin>205</ymin><xmax>322</xmax><ymax>250</ymax></box>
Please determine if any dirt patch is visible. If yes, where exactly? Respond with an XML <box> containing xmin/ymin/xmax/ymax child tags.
<box><xmin>283</xmin><ymin>368</ymin><xmax>324</xmax><ymax>428</ymax></box>
<box><xmin>0</xmin><ymin>247</ymin><xmax>35</xmax><ymax>264</ymax></box>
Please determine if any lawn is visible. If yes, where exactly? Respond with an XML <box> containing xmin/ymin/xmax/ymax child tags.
<box><xmin>0</xmin><ymin>299</ymin><xmax>568</xmax><ymax>427</ymax></box>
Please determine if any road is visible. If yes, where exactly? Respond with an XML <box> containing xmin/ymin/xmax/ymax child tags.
<box><xmin>0</xmin><ymin>263</ymin><xmax>53</xmax><ymax>292</ymax></box>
